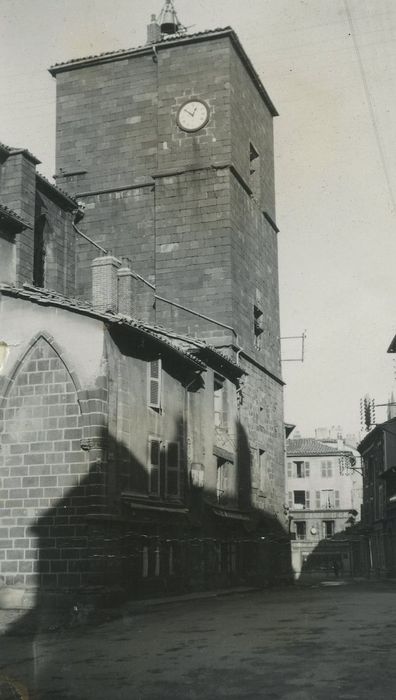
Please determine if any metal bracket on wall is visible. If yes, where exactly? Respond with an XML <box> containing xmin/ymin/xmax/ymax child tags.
<box><xmin>281</xmin><ymin>331</ymin><xmax>306</xmax><ymax>362</ymax></box>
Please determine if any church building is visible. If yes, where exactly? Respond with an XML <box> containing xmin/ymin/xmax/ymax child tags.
<box><xmin>0</xmin><ymin>3</ymin><xmax>290</xmax><ymax>604</ymax></box>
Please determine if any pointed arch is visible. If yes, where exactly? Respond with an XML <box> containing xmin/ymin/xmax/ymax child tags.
<box><xmin>0</xmin><ymin>330</ymin><xmax>83</xmax><ymax>410</ymax></box>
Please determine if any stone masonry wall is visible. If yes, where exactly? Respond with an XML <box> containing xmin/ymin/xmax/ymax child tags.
<box><xmin>0</xmin><ymin>153</ymin><xmax>36</xmax><ymax>285</ymax></box>
<box><xmin>238</xmin><ymin>359</ymin><xmax>285</xmax><ymax>523</ymax></box>
<box><xmin>0</xmin><ymin>335</ymin><xmax>110</xmax><ymax>591</ymax></box>
<box><xmin>230</xmin><ymin>174</ymin><xmax>282</xmax><ymax>377</ymax></box>
<box><xmin>154</xmin><ymin>168</ymin><xmax>233</xmax><ymax>339</ymax></box>
<box><xmin>155</xmin><ymin>38</ymin><xmax>231</xmax><ymax>174</ymax></box>
<box><xmin>74</xmin><ymin>186</ymin><xmax>154</xmax><ymax>302</ymax></box>
<box><xmin>55</xmin><ymin>54</ymin><xmax>157</xmax><ymax>191</ymax></box>
<box><xmin>230</xmin><ymin>48</ymin><xmax>276</xmax><ymax>218</ymax></box>
<box><xmin>35</xmin><ymin>188</ymin><xmax>76</xmax><ymax>296</ymax></box>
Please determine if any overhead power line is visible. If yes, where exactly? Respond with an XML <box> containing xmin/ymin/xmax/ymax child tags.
<box><xmin>344</xmin><ymin>0</ymin><xmax>396</xmax><ymax>215</ymax></box>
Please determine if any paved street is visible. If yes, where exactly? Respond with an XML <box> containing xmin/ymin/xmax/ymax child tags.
<box><xmin>1</xmin><ymin>580</ymin><xmax>396</xmax><ymax>699</ymax></box>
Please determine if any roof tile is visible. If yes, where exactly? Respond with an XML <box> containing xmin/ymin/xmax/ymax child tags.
<box><xmin>0</xmin><ymin>203</ymin><xmax>32</xmax><ymax>229</ymax></box>
<box><xmin>49</xmin><ymin>27</ymin><xmax>230</xmax><ymax>71</ymax></box>
<box><xmin>287</xmin><ymin>438</ymin><xmax>341</xmax><ymax>457</ymax></box>
<box><xmin>0</xmin><ymin>283</ymin><xmax>206</xmax><ymax>371</ymax></box>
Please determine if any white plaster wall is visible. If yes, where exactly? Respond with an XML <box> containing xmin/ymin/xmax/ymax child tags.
<box><xmin>0</xmin><ymin>238</ymin><xmax>16</xmax><ymax>285</ymax></box>
<box><xmin>286</xmin><ymin>454</ymin><xmax>361</xmax><ymax>511</ymax></box>
<box><xmin>0</xmin><ymin>294</ymin><xmax>105</xmax><ymax>389</ymax></box>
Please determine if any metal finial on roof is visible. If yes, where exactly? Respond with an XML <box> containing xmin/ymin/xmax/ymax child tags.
<box><xmin>158</xmin><ymin>0</ymin><xmax>187</xmax><ymax>36</ymax></box>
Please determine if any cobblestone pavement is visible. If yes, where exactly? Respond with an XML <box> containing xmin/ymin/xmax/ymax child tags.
<box><xmin>1</xmin><ymin>580</ymin><xmax>395</xmax><ymax>699</ymax></box>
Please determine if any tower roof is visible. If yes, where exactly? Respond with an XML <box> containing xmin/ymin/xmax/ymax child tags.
<box><xmin>48</xmin><ymin>27</ymin><xmax>278</xmax><ymax>117</ymax></box>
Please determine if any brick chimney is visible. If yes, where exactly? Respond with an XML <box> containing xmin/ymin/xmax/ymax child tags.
<box><xmin>91</xmin><ymin>256</ymin><xmax>121</xmax><ymax>313</ymax></box>
<box><xmin>147</xmin><ymin>13</ymin><xmax>161</xmax><ymax>43</ymax></box>
<box><xmin>117</xmin><ymin>261</ymin><xmax>135</xmax><ymax>316</ymax></box>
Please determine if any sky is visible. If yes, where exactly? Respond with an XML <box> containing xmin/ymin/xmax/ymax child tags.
<box><xmin>1</xmin><ymin>0</ymin><xmax>396</xmax><ymax>438</ymax></box>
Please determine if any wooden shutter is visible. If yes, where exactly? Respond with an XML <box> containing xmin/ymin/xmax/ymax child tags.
<box><xmin>335</xmin><ymin>490</ymin><xmax>340</xmax><ymax>508</ymax></box>
<box><xmin>305</xmin><ymin>491</ymin><xmax>310</xmax><ymax>509</ymax></box>
<box><xmin>148</xmin><ymin>437</ymin><xmax>161</xmax><ymax>495</ymax></box>
<box><xmin>165</xmin><ymin>441</ymin><xmax>180</xmax><ymax>497</ymax></box>
<box><xmin>148</xmin><ymin>359</ymin><xmax>162</xmax><ymax>409</ymax></box>
<box><xmin>304</xmin><ymin>462</ymin><xmax>310</xmax><ymax>478</ymax></box>
<box><xmin>315</xmin><ymin>491</ymin><xmax>321</xmax><ymax>509</ymax></box>
<box><xmin>321</xmin><ymin>461</ymin><xmax>326</xmax><ymax>478</ymax></box>
<box><xmin>288</xmin><ymin>491</ymin><xmax>293</xmax><ymax>508</ymax></box>
<box><xmin>287</xmin><ymin>462</ymin><xmax>292</xmax><ymax>478</ymax></box>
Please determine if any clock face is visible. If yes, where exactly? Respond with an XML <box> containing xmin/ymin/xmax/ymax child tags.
<box><xmin>177</xmin><ymin>100</ymin><xmax>209</xmax><ymax>132</ymax></box>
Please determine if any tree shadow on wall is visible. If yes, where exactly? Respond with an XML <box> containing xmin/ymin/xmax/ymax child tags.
<box><xmin>0</xmin><ymin>420</ymin><xmax>292</xmax><ymax>699</ymax></box>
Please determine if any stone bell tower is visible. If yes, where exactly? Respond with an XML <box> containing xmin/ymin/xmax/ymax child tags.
<box><xmin>50</xmin><ymin>4</ymin><xmax>285</xmax><ymax>518</ymax></box>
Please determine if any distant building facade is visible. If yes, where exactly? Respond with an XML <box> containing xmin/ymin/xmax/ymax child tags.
<box><xmin>358</xmin><ymin>417</ymin><xmax>396</xmax><ymax>578</ymax></box>
<box><xmin>0</xmin><ymin>16</ymin><xmax>291</xmax><ymax>604</ymax></box>
<box><xmin>286</xmin><ymin>437</ymin><xmax>362</xmax><ymax>577</ymax></box>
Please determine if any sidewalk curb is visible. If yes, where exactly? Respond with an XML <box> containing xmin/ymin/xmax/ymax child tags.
<box><xmin>0</xmin><ymin>586</ymin><xmax>262</xmax><ymax>636</ymax></box>
<box><xmin>122</xmin><ymin>586</ymin><xmax>261</xmax><ymax>615</ymax></box>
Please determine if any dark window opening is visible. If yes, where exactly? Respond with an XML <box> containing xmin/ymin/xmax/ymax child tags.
<box><xmin>323</xmin><ymin>520</ymin><xmax>335</xmax><ymax>538</ymax></box>
<box><xmin>214</xmin><ymin>373</ymin><xmax>226</xmax><ymax>428</ymax></box>
<box><xmin>148</xmin><ymin>437</ymin><xmax>181</xmax><ymax>499</ymax></box>
<box><xmin>294</xmin><ymin>490</ymin><xmax>306</xmax><ymax>507</ymax></box>
<box><xmin>295</xmin><ymin>521</ymin><xmax>306</xmax><ymax>540</ymax></box>
<box><xmin>217</xmin><ymin>457</ymin><xmax>235</xmax><ymax>505</ymax></box>
<box><xmin>254</xmin><ymin>305</ymin><xmax>264</xmax><ymax>350</ymax></box>
<box><xmin>259</xmin><ymin>449</ymin><xmax>266</xmax><ymax>491</ymax></box>
<box><xmin>249</xmin><ymin>142</ymin><xmax>260</xmax><ymax>200</ymax></box>
<box><xmin>293</xmin><ymin>490</ymin><xmax>310</xmax><ymax>509</ymax></box>
<box><xmin>33</xmin><ymin>213</ymin><xmax>46</xmax><ymax>287</ymax></box>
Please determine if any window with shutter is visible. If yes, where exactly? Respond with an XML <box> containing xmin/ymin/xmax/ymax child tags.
<box><xmin>321</xmin><ymin>489</ymin><xmax>335</xmax><ymax>508</ymax></box>
<box><xmin>165</xmin><ymin>441</ymin><xmax>180</xmax><ymax>497</ymax></box>
<box><xmin>148</xmin><ymin>437</ymin><xmax>161</xmax><ymax>495</ymax></box>
<box><xmin>148</xmin><ymin>359</ymin><xmax>162</xmax><ymax>409</ymax></box>
<box><xmin>214</xmin><ymin>374</ymin><xmax>228</xmax><ymax>429</ymax></box>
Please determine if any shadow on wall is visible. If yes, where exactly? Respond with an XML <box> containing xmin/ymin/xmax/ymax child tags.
<box><xmin>0</xmin><ymin>419</ymin><xmax>292</xmax><ymax>698</ymax></box>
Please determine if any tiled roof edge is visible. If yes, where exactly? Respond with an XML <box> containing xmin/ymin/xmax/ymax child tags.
<box><xmin>0</xmin><ymin>283</ymin><xmax>206</xmax><ymax>371</ymax></box>
<box><xmin>48</xmin><ymin>27</ymin><xmax>278</xmax><ymax>116</ymax></box>
<box><xmin>49</xmin><ymin>28</ymin><xmax>231</xmax><ymax>73</ymax></box>
<box><xmin>0</xmin><ymin>140</ymin><xmax>41</xmax><ymax>165</ymax></box>
<box><xmin>36</xmin><ymin>172</ymin><xmax>78</xmax><ymax>210</ymax></box>
<box><xmin>0</xmin><ymin>203</ymin><xmax>32</xmax><ymax>230</ymax></box>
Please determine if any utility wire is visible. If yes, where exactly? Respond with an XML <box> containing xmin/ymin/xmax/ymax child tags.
<box><xmin>344</xmin><ymin>0</ymin><xmax>396</xmax><ymax>215</ymax></box>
